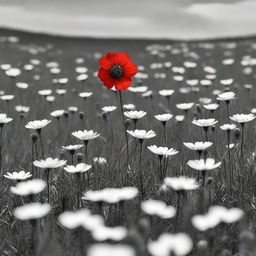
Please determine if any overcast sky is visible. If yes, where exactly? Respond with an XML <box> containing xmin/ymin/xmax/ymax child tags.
<box><xmin>0</xmin><ymin>0</ymin><xmax>255</xmax><ymax>40</ymax></box>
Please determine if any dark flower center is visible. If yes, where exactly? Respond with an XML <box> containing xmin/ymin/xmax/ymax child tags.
<box><xmin>109</xmin><ymin>65</ymin><xmax>124</xmax><ymax>79</ymax></box>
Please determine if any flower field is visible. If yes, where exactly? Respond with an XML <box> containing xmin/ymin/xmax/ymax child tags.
<box><xmin>1</xmin><ymin>29</ymin><xmax>256</xmax><ymax>256</ymax></box>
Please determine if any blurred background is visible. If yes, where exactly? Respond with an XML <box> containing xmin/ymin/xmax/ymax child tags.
<box><xmin>0</xmin><ymin>0</ymin><xmax>255</xmax><ymax>40</ymax></box>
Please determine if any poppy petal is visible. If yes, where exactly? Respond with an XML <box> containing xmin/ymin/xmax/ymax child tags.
<box><xmin>98</xmin><ymin>68</ymin><xmax>110</xmax><ymax>81</ymax></box>
<box><xmin>124</xmin><ymin>62</ymin><xmax>138</xmax><ymax>77</ymax></box>
<box><xmin>113</xmin><ymin>52</ymin><xmax>131</xmax><ymax>66</ymax></box>
<box><xmin>99</xmin><ymin>56</ymin><xmax>112</xmax><ymax>70</ymax></box>
<box><xmin>114</xmin><ymin>77</ymin><xmax>132</xmax><ymax>91</ymax></box>
<box><xmin>106</xmin><ymin>52</ymin><xmax>118</xmax><ymax>65</ymax></box>
<box><xmin>98</xmin><ymin>68</ymin><xmax>114</xmax><ymax>89</ymax></box>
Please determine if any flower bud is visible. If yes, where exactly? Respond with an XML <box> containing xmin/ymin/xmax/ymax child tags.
<box><xmin>76</xmin><ymin>153</ymin><xmax>83</xmax><ymax>163</ymax></box>
<box><xmin>195</xmin><ymin>104</ymin><xmax>202</xmax><ymax>114</ymax></box>
<box><xmin>207</xmin><ymin>177</ymin><xmax>213</xmax><ymax>185</ymax></box>
<box><xmin>233</xmin><ymin>128</ymin><xmax>241</xmax><ymax>143</ymax></box>
<box><xmin>64</xmin><ymin>111</ymin><xmax>69</xmax><ymax>118</ymax></box>
<box><xmin>30</xmin><ymin>133</ymin><xmax>38</xmax><ymax>144</ymax></box>
<box><xmin>79</xmin><ymin>112</ymin><xmax>84</xmax><ymax>119</ymax></box>
<box><xmin>197</xmin><ymin>240</ymin><xmax>208</xmax><ymax>250</ymax></box>
<box><xmin>125</xmin><ymin>119</ymin><xmax>131</xmax><ymax>128</ymax></box>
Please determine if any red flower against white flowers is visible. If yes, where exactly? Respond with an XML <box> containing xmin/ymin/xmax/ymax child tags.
<box><xmin>98</xmin><ymin>52</ymin><xmax>138</xmax><ymax>90</ymax></box>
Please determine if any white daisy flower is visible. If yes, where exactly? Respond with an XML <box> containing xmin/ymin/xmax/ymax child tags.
<box><xmin>14</xmin><ymin>203</ymin><xmax>51</xmax><ymax>220</ymax></box>
<box><xmin>64</xmin><ymin>163</ymin><xmax>92</xmax><ymax>174</ymax></box>
<box><xmin>33</xmin><ymin>157</ymin><xmax>66</xmax><ymax>169</ymax></box>
<box><xmin>25</xmin><ymin>120</ymin><xmax>51</xmax><ymax>130</ymax></box>
<box><xmin>127</xmin><ymin>129</ymin><xmax>156</xmax><ymax>140</ymax></box>
<box><xmin>4</xmin><ymin>170</ymin><xmax>32</xmax><ymax>181</ymax></box>
<box><xmin>187</xmin><ymin>158</ymin><xmax>221</xmax><ymax>171</ymax></box>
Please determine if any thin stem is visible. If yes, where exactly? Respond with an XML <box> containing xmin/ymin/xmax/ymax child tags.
<box><xmin>204</xmin><ymin>127</ymin><xmax>208</xmax><ymax>141</ymax></box>
<box><xmin>70</xmin><ymin>151</ymin><xmax>75</xmax><ymax>165</ymax></box>
<box><xmin>31</xmin><ymin>143</ymin><xmax>35</xmax><ymax>178</ymax></box>
<box><xmin>227</xmin><ymin>130</ymin><xmax>232</xmax><ymax>195</ymax></box>
<box><xmin>158</xmin><ymin>156</ymin><xmax>163</xmax><ymax>184</ymax></box>
<box><xmin>57</xmin><ymin>118</ymin><xmax>61</xmax><ymax>147</ymax></box>
<box><xmin>163</xmin><ymin>122</ymin><xmax>167</xmax><ymax>146</ymax></box>
<box><xmin>174</xmin><ymin>191</ymin><xmax>181</xmax><ymax>232</ymax></box>
<box><xmin>76</xmin><ymin>173</ymin><xmax>81</xmax><ymax>208</ymax></box>
<box><xmin>226</xmin><ymin>102</ymin><xmax>230</xmax><ymax>123</ymax></box>
<box><xmin>0</xmin><ymin>126</ymin><xmax>3</xmax><ymax>174</ymax></box>
<box><xmin>139</xmin><ymin>140</ymin><xmax>144</xmax><ymax>200</ymax></box>
<box><xmin>118</xmin><ymin>91</ymin><xmax>129</xmax><ymax>169</ymax></box>
<box><xmin>202</xmin><ymin>170</ymin><xmax>206</xmax><ymax>213</ymax></box>
<box><xmin>46</xmin><ymin>169</ymin><xmax>51</xmax><ymax>203</ymax></box>
<box><xmin>108</xmin><ymin>113</ymin><xmax>114</xmax><ymax>146</ymax></box>
<box><xmin>84</xmin><ymin>141</ymin><xmax>88</xmax><ymax>162</ymax></box>
<box><xmin>37</xmin><ymin>129</ymin><xmax>45</xmax><ymax>159</ymax></box>
<box><xmin>241</xmin><ymin>124</ymin><xmax>245</xmax><ymax>163</ymax></box>
<box><xmin>30</xmin><ymin>220</ymin><xmax>37</xmax><ymax>255</ymax></box>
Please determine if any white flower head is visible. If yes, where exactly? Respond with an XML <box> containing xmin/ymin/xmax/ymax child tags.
<box><xmin>38</xmin><ymin>89</ymin><xmax>52</xmax><ymax>96</ymax></box>
<box><xmin>123</xmin><ymin>104</ymin><xmax>136</xmax><ymax>110</ymax></box>
<box><xmin>128</xmin><ymin>86</ymin><xmax>148</xmax><ymax>93</ymax></box>
<box><xmin>79</xmin><ymin>92</ymin><xmax>93</xmax><ymax>98</ymax></box>
<box><xmin>88</xmin><ymin>244</ymin><xmax>135</xmax><ymax>256</ymax></box>
<box><xmin>64</xmin><ymin>163</ymin><xmax>92</xmax><ymax>174</ymax></box>
<box><xmin>93</xmin><ymin>157</ymin><xmax>107</xmax><ymax>165</ymax></box>
<box><xmin>141</xmin><ymin>199</ymin><xmax>176</xmax><ymax>219</ymax></box>
<box><xmin>50</xmin><ymin>110</ymin><xmax>65</xmax><ymax>118</ymax></box>
<box><xmin>148</xmin><ymin>233</ymin><xmax>193</xmax><ymax>256</ymax></box>
<box><xmin>0</xmin><ymin>113</ymin><xmax>13</xmax><ymax>124</ymax></box>
<box><xmin>58</xmin><ymin>209</ymin><xmax>104</xmax><ymax>230</ymax></box>
<box><xmin>220</xmin><ymin>79</ymin><xmax>234</xmax><ymax>86</ymax></box>
<box><xmin>46</xmin><ymin>95</ymin><xmax>55</xmax><ymax>102</ymax></box>
<box><xmin>217</xmin><ymin>92</ymin><xmax>236</xmax><ymax>101</ymax></box>
<box><xmin>230</xmin><ymin>114</ymin><xmax>256</xmax><ymax>124</ymax></box>
<box><xmin>1</xmin><ymin>95</ymin><xmax>15</xmax><ymax>101</ymax></box>
<box><xmin>56</xmin><ymin>89</ymin><xmax>66</xmax><ymax>95</ymax></box>
<box><xmin>102</xmin><ymin>106</ymin><xmax>117</xmax><ymax>113</ymax></box>
<box><xmin>183</xmin><ymin>142</ymin><xmax>213</xmax><ymax>151</ymax></box>
<box><xmin>5</xmin><ymin>68</ymin><xmax>21</xmax><ymax>77</ymax></box>
<box><xmin>124</xmin><ymin>111</ymin><xmax>147</xmax><ymax>120</ymax></box>
<box><xmin>159</xmin><ymin>89</ymin><xmax>175</xmax><ymax>97</ymax></box>
<box><xmin>14</xmin><ymin>203</ymin><xmax>51</xmax><ymax>220</ymax></box>
<box><xmin>16</xmin><ymin>82</ymin><xmax>29</xmax><ymax>89</ymax></box>
<box><xmin>220</xmin><ymin>124</ymin><xmax>237</xmax><ymax>131</ymax></box>
<box><xmin>155</xmin><ymin>114</ymin><xmax>173</xmax><ymax>122</ymax></box>
<box><xmin>77</xmin><ymin>74</ymin><xmax>88</xmax><ymax>81</ymax></box>
<box><xmin>187</xmin><ymin>158</ymin><xmax>221</xmax><ymax>171</ymax></box>
<box><xmin>141</xmin><ymin>90</ymin><xmax>153</xmax><ymax>98</ymax></box>
<box><xmin>72</xmin><ymin>130</ymin><xmax>100</xmax><ymax>141</ymax></box>
<box><xmin>62</xmin><ymin>144</ymin><xmax>83</xmax><ymax>151</ymax></box>
<box><xmin>203</xmin><ymin>103</ymin><xmax>219</xmax><ymax>111</ymax></box>
<box><xmin>192</xmin><ymin>205</ymin><xmax>244</xmax><ymax>231</ymax></box>
<box><xmin>68</xmin><ymin>106</ymin><xmax>78</xmax><ymax>112</ymax></box>
<box><xmin>192</xmin><ymin>118</ymin><xmax>218</xmax><ymax>128</ymax></box>
<box><xmin>92</xmin><ymin>226</ymin><xmax>127</xmax><ymax>241</ymax></box>
<box><xmin>10</xmin><ymin>179</ymin><xmax>46</xmax><ymax>196</ymax></box>
<box><xmin>127</xmin><ymin>129</ymin><xmax>156</xmax><ymax>140</ymax></box>
<box><xmin>25</xmin><ymin>119</ymin><xmax>51</xmax><ymax>130</ymax></box>
<box><xmin>33</xmin><ymin>157</ymin><xmax>67</xmax><ymax>169</ymax></box>
<box><xmin>4</xmin><ymin>170</ymin><xmax>31</xmax><ymax>181</ymax></box>
<box><xmin>83</xmin><ymin>187</ymin><xmax>138</xmax><ymax>203</ymax></box>
<box><xmin>164</xmin><ymin>176</ymin><xmax>200</xmax><ymax>191</ymax></box>
<box><xmin>148</xmin><ymin>145</ymin><xmax>178</xmax><ymax>157</ymax></box>
<box><xmin>15</xmin><ymin>106</ymin><xmax>30</xmax><ymax>113</ymax></box>
<box><xmin>175</xmin><ymin>115</ymin><xmax>185</xmax><ymax>122</ymax></box>
<box><xmin>176</xmin><ymin>103</ymin><xmax>194</xmax><ymax>111</ymax></box>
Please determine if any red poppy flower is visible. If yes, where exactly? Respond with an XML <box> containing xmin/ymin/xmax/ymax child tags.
<box><xmin>98</xmin><ymin>52</ymin><xmax>138</xmax><ymax>91</ymax></box>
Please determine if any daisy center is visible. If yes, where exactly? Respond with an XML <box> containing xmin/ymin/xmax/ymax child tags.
<box><xmin>109</xmin><ymin>65</ymin><xmax>124</xmax><ymax>79</ymax></box>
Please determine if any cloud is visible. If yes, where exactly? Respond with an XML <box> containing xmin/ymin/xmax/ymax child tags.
<box><xmin>0</xmin><ymin>0</ymin><xmax>255</xmax><ymax>39</ymax></box>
